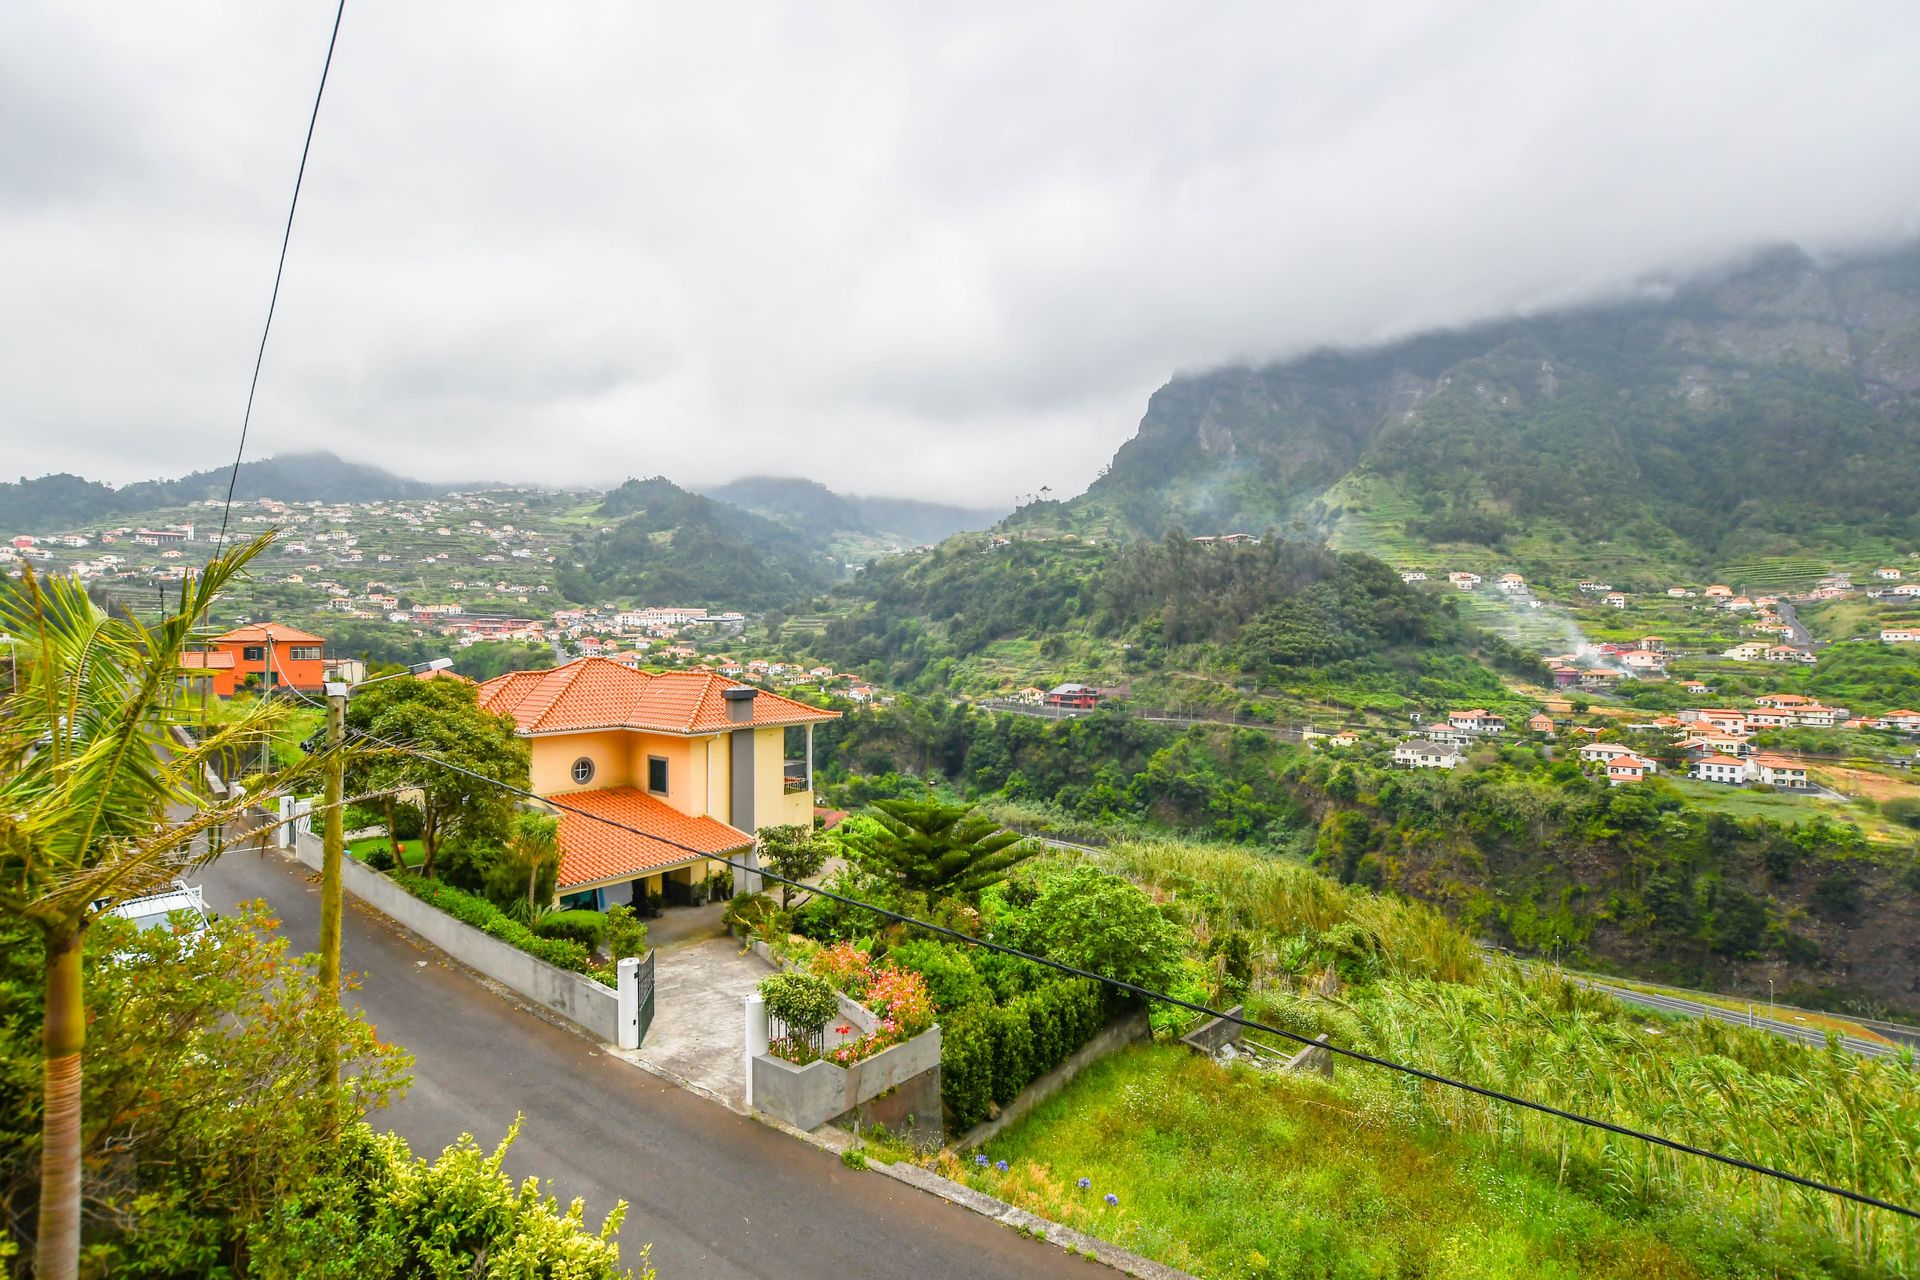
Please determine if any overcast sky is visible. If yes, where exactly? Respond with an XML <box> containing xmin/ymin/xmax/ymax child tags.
<box><xmin>5</xmin><ymin>3</ymin><xmax>1919</xmax><ymax>505</ymax></box>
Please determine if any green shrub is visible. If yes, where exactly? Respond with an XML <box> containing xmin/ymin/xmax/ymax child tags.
<box><xmin>759</xmin><ymin>971</ymin><xmax>839</xmax><ymax>1033</ymax></box>
<box><xmin>343</xmin><ymin>802</ymin><xmax>385</xmax><ymax>832</ymax></box>
<box><xmin>603</xmin><ymin>904</ymin><xmax>649</xmax><ymax>960</ymax></box>
<box><xmin>363</xmin><ymin>848</ymin><xmax>396</xmax><ymax>873</ymax></box>
<box><xmin>936</xmin><ymin>977</ymin><xmax>1112</xmax><ymax>1131</ymax></box>
<box><xmin>388</xmin><ymin>800</ymin><xmax>425</xmax><ymax>840</ymax></box>
<box><xmin>536</xmin><ymin>909</ymin><xmax>608</xmax><ymax>948</ymax></box>
<box><xmin>723</xmin><ymin>892</ymin><xmax>790</xmax><ymax>938</ymax></box>
<box><xmin>393</xmin><ymin>874</ymin><xmax>589</xmax><ymax>972</ymax></box>
<box><xmin>887</xmin><ymin>940</ymin><xmax>992</xmax><ymax>1012</ymax></box>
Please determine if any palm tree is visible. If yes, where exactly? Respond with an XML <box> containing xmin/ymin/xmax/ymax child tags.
<box><xmin>0</xmin><ymin>536</ymin><xmax>308</xmax><ymax>1280</ymax></box>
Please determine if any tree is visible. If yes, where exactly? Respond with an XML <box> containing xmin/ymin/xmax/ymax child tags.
<box><xmin>1000</xmin><ymin>864</ymin><xmax>1186</xmax><ymax>990</ymax></box>
<box><xmin>483</xmin><ymin>812</ymin><xmax>560</xmax><ymax>920</ymax></box>
<box><xmin>0</xmin><ymin>539</ymin><xmax>310</xmax><ymax>1280</ymax></box>
<box><xmin>0</xmin><ymin>904</ymin><xmax>408</xmax><ymax>1270</ymax></box>
<box><xmin>839</xmin><ymin>799</ymin><xmax>1034</xmax><ymax>897</ymax></box>
<box><xmin>345</xmin><ymin>678</ymin><xmax>528</xmax><ymax>880</ymax></box>
<box><xmin>756</xmin><ymin>823</ymin><xmax>826</xmax><ymax>909</ymax></box>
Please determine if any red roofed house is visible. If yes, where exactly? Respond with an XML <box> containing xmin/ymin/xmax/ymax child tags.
<box><xmin>196</xmin><ymin>622</ymin><xmax>327</xmax><ymax>697</ymax></box>
<box><xmin>475</xmin><ymin>658</ymin><xmax>840</xmax><ymax>912</ymax></box>
<box><xmin>1606</xmin><ymin>755</ymin><xmax>1654</xmax><ymax>786</ymax></box>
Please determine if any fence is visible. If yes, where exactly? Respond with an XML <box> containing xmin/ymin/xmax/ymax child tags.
<box><xmin>288</xmin><ymin>831</ymin><xmax>651</xmax><ymax>1049</ymax></box>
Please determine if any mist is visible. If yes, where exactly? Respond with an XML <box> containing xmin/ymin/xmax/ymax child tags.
<box><xmin>4</xmin><ymin>2</ymin><xmax>1918</xmax><ymax>502</ymax></box>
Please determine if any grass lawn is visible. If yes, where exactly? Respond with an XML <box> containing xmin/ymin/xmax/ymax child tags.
<box><xmin>1663</xmin><ymin>776</ymin><xmax>1838</xmax><ymax>822</ymax></box>
<box><xmin>954</xmin><ymin>1044</ymin><xmax>1801</xmax><ymax>1280</ymax></box>
<box><xmin>346</xmin><ymin>834</ymin><xmax>427</xmax><ymax>869</ymax></box>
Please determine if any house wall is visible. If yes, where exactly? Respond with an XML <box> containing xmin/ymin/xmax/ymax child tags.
<box><xmin>627</xmin><ymin>733</ymin><xmax>696</xmax><ymax>811</ymax></box>
<box><xmin>754</xmin><ymin>726</ymin><xmax>784</xmax><ymax>831</ymax></box>
<box><xmin>532</xmin><ymin>729</ymin><xmax>634</xmax><ymax>795</ymax></box>
<box><xmin>704</xmin><ymin>734</ymin><xmax>731</xmax><ymax>825</ymax></box>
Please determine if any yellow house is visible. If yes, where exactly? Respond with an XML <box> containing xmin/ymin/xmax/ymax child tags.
<box><xmin>475</xmin><ymin>658</ymin><xmax>839</xmax><ymax>910</ymax></box>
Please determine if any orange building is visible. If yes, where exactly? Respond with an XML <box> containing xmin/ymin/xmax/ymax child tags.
<box><xmin>194</xmin><ymin>623</ymin><xmax>328</xmax><ymax>697</ymax></box>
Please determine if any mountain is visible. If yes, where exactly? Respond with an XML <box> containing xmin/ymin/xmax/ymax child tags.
<box><xmin>702</xmin><ymin>476</ymin><xmax>1005</xmax><ymax>546</ymax></box>
<box><xmin>1031</xmin><ymin>244</ymin><xmax>1920</xmax><ymax>580</ymax></box>
<box><xmin>0</xmin><ymin>451</ymin><xmax>461</xmax><ymax>530</ymax></box>
<box><xmin>557</xmin><ymin>476</ymin><xmax>835</xmax><ymax>611</ymax></box>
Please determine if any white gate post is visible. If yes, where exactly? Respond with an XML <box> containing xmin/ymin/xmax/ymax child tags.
<box><xmin>744</xmin><ymin>993</ymin><xmax>767</xmax><ymax>1107</ymax></box>
<box><xmin>279</xmin><ymin>795</ymin><xmax>296</xmax><ymax>849</ymax></box>
<box><xmin>617</xmin><ymin>957</ymin><xmax>641</xmax><ymax>1050</ymax></box>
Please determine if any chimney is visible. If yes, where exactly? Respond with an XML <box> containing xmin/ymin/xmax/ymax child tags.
<box><xmin>723</xmin><ymin>686</ymin><xmax>757</xmax><ymax>723</ymax></box>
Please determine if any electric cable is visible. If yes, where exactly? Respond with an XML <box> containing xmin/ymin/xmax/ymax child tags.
<box><xmin>213</xmin><ymin>0</ymin><xmax>348</xmax><ymax>553</ymax></box>
<box><xmin>311</xmin><ymin>714</ymin><xmax>1920</xmax><ymax>1222</ymax></box>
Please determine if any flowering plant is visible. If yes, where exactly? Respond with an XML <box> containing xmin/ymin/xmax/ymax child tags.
<box><xmin>808</xmin><ymin>941</ymin><xmax>874</xmax><ymax>998</ymax></box>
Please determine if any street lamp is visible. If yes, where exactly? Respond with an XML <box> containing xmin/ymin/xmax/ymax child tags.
<box><xmin>316</xmin><ymin>657</ymin><xmax>452</xmax><ymax>1087</ymax></box>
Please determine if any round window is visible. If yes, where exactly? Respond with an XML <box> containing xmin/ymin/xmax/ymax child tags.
<box><xmin>570</xmin><ymin>757</ymin><xmax>595</xmax><ymax>785</ymax></box>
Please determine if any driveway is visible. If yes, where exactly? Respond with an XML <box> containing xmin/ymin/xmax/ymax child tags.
<box><xmin>193</xmin><ymin>847</ymin><xmax>1083</xmax><ymax>1280</ymax></box>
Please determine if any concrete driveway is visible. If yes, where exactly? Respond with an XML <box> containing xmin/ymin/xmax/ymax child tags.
<box><xmin>192</xmin><ymin>846</ymin><xmax>1084</xmax><ymax>1280</ymax></box>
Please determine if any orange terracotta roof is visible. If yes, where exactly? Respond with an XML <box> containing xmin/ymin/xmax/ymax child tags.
<box><xmin>179</xmin><ymin>650</ymin><xmax>235</xmax><ymax>670</ymax></box>
<box><xmin>211</xmin><ymin>622</ymin><xmax>327</xmax><ymax>644</ymax></box>
<box><xmin>475</xmin><ymin>657</ymin><xmax>839</xmax><ymax>736</ymax></box>
<box><xmin>1697</xmin><ymin>755</ymin><xmax>1746</xmax><ymax>767</ymax></box>
<box><xmin>547</xmin><ymin>787</ymin><xmax>752</xmax><ymax>889</ymax></box>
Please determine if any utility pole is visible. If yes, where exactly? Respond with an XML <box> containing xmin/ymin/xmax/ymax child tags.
<box><xmin>319</xmin><ymin>682</ymin><xmax>347</xmax><ymax>1093</ymax></box>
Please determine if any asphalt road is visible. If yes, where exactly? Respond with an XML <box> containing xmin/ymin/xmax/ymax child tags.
<box><xmin>1577</xmin><ymin>979</ymin><xmax>1904</xmax><ymax>1058</ymax></box>
<box><xmin>194</xmin><ymin>846</ymin><xmax>1085</xmax><ymax>1280</ymax></box>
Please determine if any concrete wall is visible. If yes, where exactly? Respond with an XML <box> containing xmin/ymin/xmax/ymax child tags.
<box><xmin>954</xmin><ymin>1005</ymin><xmax>1152</xmax><ymax>1151</ymax></box>
<box><xmin>1179</xmin><ymin>1004</ymin><xmax>1245</xmax><ymax>1056</ymax></box>
<box><xmin>753</xmin><ymin>726</ymin><xmax>784</xmax><ymax>830</ymax></box>
<box><xmin>750</xmin><ymin>1023</ymin><xmax>943</xmax><ymax>1135</ymax></box>
<box><xmin>291</xmin><ymin>834</ymin><xmax>641</xmax><ymax>1047</ymax></box>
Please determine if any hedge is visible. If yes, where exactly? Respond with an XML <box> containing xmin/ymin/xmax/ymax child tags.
<box><xmin>535</xmin><ymin>909</ymin><xmax>607</xmax><ymax>948</ymax></box>
<box><xmin>392</xmin><ymin>874</ymin><xmax>590</xmax><ymax>973</ymax></box>
<box><xmin>939</xmin><ymin>977</ymin><xmax>1111</xmax><ymax>1132</ymax></box>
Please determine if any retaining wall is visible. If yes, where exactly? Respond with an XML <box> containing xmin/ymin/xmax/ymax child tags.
<box><xmin>290</xmin><ymin>834</ymin><xmax>642</xmax><ymax>1047</ymax></box>
<box><xmin>751</xmin><ymin>1022</ymin><xmax>943</xmax><ymax>1135</ymax></box>
<box><xmin>954</xmin><ymin>1004</ymin><xmax>1153</xmax><ymax>1150</ymax></box>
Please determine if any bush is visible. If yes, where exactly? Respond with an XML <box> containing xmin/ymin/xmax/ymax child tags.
<box><xmin>759</xmin><ymin>970</ymin><xmax>839</xmax><ymax>1033</ymax></box>
<box><xmin>723</xmin><ymin>891</ymin><xmax>792</xmax><ymax>940</ymax></box>
<box><xmin>394</xmin><ymin>874</ymin><xmax>590</xmax><ymax>972</ymax></box>
<box><xmin>603</xmin><ymin>904</ymin><xmax>649</xmax><ymax>960</ymax></box>
<box><xmin>364</xmin><ymin>848</ymin><xmax>396</xmax><ymax>873</ymax></box>
<box><xmin>937</xmin><ymin>977</ymin><xmax>1110</xmax><ymax>1132</ymax></box>
<box><xmin>888</xmin><ymin>940</ymin><xmax>993</xmax><ymax>1012</ymax></box>
<box><xmin>536</xmin><ymin>909</ymin><xmax>608</xmax><ymax>948</ymax></box>
<box><xmin>388</xmin><ymin>800</ymin><xmax>425</xmax><ymax>840</ymax></box>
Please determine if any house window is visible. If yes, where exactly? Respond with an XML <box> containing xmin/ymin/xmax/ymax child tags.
<box><xmin>571</xmin><ymin>757</ymin><xmax>595</xmax><ymax>785</ymax></box>
<box><xmin>647</xmin><ymin>756</ymin><xmax>669</xmax><ymax>795</ymax></box>
<box><xmin>242</xmin><ymin>646</ymin><xmax>265</xmax><ymax>662</ymax></box>
<box><xmin>288</xmin><ymin>645</ymin><xmax>323</xmax><ymax>661</ymax></box>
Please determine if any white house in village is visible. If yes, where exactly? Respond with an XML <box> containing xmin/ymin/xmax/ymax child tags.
<box><xmin>1722</xmin><ymin>641</ymin><xmax>1770</xmax><ymax>661</ymax></box>
<box><xmin>1393</xmin><ymin>739</ymin><xmax>1463</xmax><ymax>770</ymax></box>
<box><xmin>1578</xmin><ymin>742</ymin><xmax>1633</xmax><ymax>765</ymax></box>
<box><xmin>1448</xmin><ymin>572</ymin><xmax>1482</xmax><ymax>590</ymax></box>
<box><xmin>1495</xmin><ymin>573</ymin><xmax>1526</xmax><ymax>594</ymax></box>
<box><xmin>1447</xmin><ymin>709</ymin><xmax>1506</xmax><ymax>734</ymax></box>
<box><xmin>1877</xmin><ymin>567</ymin><xmax>1904</xmax><ymax>580</ymax></box>
<box><xmin>1882</xmin><ymin>629</ymin><xmax>1920</xmax><ymax>644</ymax></box>
<box><xmin>1400</xmin><ymin>570</ymin><xmax>1428</xmax><ymax>583</ymax></box>
<box><xmin>1606</xmin><ymin>755</ymin><xmax>1655</xmax><ymax>786</ymax></box>
<box><xmin>1693</xmin><ymin>755</ymin><xmax>1750</xmax><ymax>785</ymax></box>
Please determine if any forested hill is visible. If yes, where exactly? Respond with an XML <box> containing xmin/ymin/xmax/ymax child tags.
<box><xmin>810</xmin><ymin>532</ymin><xmax>1539</xmax><ymax>708</ymax></box>
<box><xmin>1031</xmin><ymin>243</ymin><xmax>1920</xmax><ymax>577</ymax></box>
<box><xmin>702</xmin><ymin>475</ymin><xmax>1006</xmax><ymax>545</ymax></box>
<box><xmin>557</xmin><ymin>476</ymin><xmax>835</xmax><ymax>611</ymax></box>
<box><xmin>1</xmin><ymin>452</ymin><xmax>457</xmax><ymax>528</ymax></box>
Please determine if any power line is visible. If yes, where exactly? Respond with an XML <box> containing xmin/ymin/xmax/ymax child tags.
<box><xmin>213</xmin><ymin>0</ymin><xmax>349</xmax><ymax>554</ymax></box>
<box><xmin>317</xmin><ymin>718</ymin><xmax>1919</xmax><ymax>1222</ymax></box>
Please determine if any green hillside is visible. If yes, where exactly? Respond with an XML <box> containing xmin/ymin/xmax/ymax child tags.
<box><xmin>557</xmin><ymin>475</ymin><xmax>836</xmax><ymax>610</ymax></box>
<box><xmin>1027</xmin><ymin>244</ymin><xmax>1920</xmax><ymax>579</ymax></box>
<box><xmin>702</xmin><ymin>475</ymin><xmax>1005</xmax><ymax>546</ymax></box>
<box><xmin>0</xmin><ymin>451</ymin><xmax>464</xmax><ymax>531</ymax></box>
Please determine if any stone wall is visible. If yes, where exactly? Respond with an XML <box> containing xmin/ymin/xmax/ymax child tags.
<box><xmin>290</xmin><ymin>833</ymin><xmax>644</xmax><ymax>1048</ymax></box>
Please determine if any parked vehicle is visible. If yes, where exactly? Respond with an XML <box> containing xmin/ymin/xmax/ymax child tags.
<box><xmin>104</xmin><ymin>879</ymin><xmax>212</xmax><ymax>948</ymax></box>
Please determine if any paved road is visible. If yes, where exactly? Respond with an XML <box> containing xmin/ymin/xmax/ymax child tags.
<box><xmin>1577</xmin><ymin>979</ymin><xmax>1904</xmax><ymax>1058</ymax></box>
<box><xmin>1775</xmin><ymin>600</ymin><xmax>1817</xmax><ymax>650</ymax></box>
<box><xmin>194</xmin><ymin>846</ymin><xmax>1084</xmax><ymax>1280</ymax></box>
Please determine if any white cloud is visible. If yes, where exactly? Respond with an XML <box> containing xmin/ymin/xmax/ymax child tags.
<box><xmin>4</xmin><ymin>1</ymin><xmax>1918</xmax><ymax>502</ymax></box>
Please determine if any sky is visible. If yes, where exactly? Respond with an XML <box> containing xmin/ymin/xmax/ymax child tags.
<box><xmin>5</xmin><ymin>3</ymin><xmax>1920</xmax><ymax>506</ymax></box>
